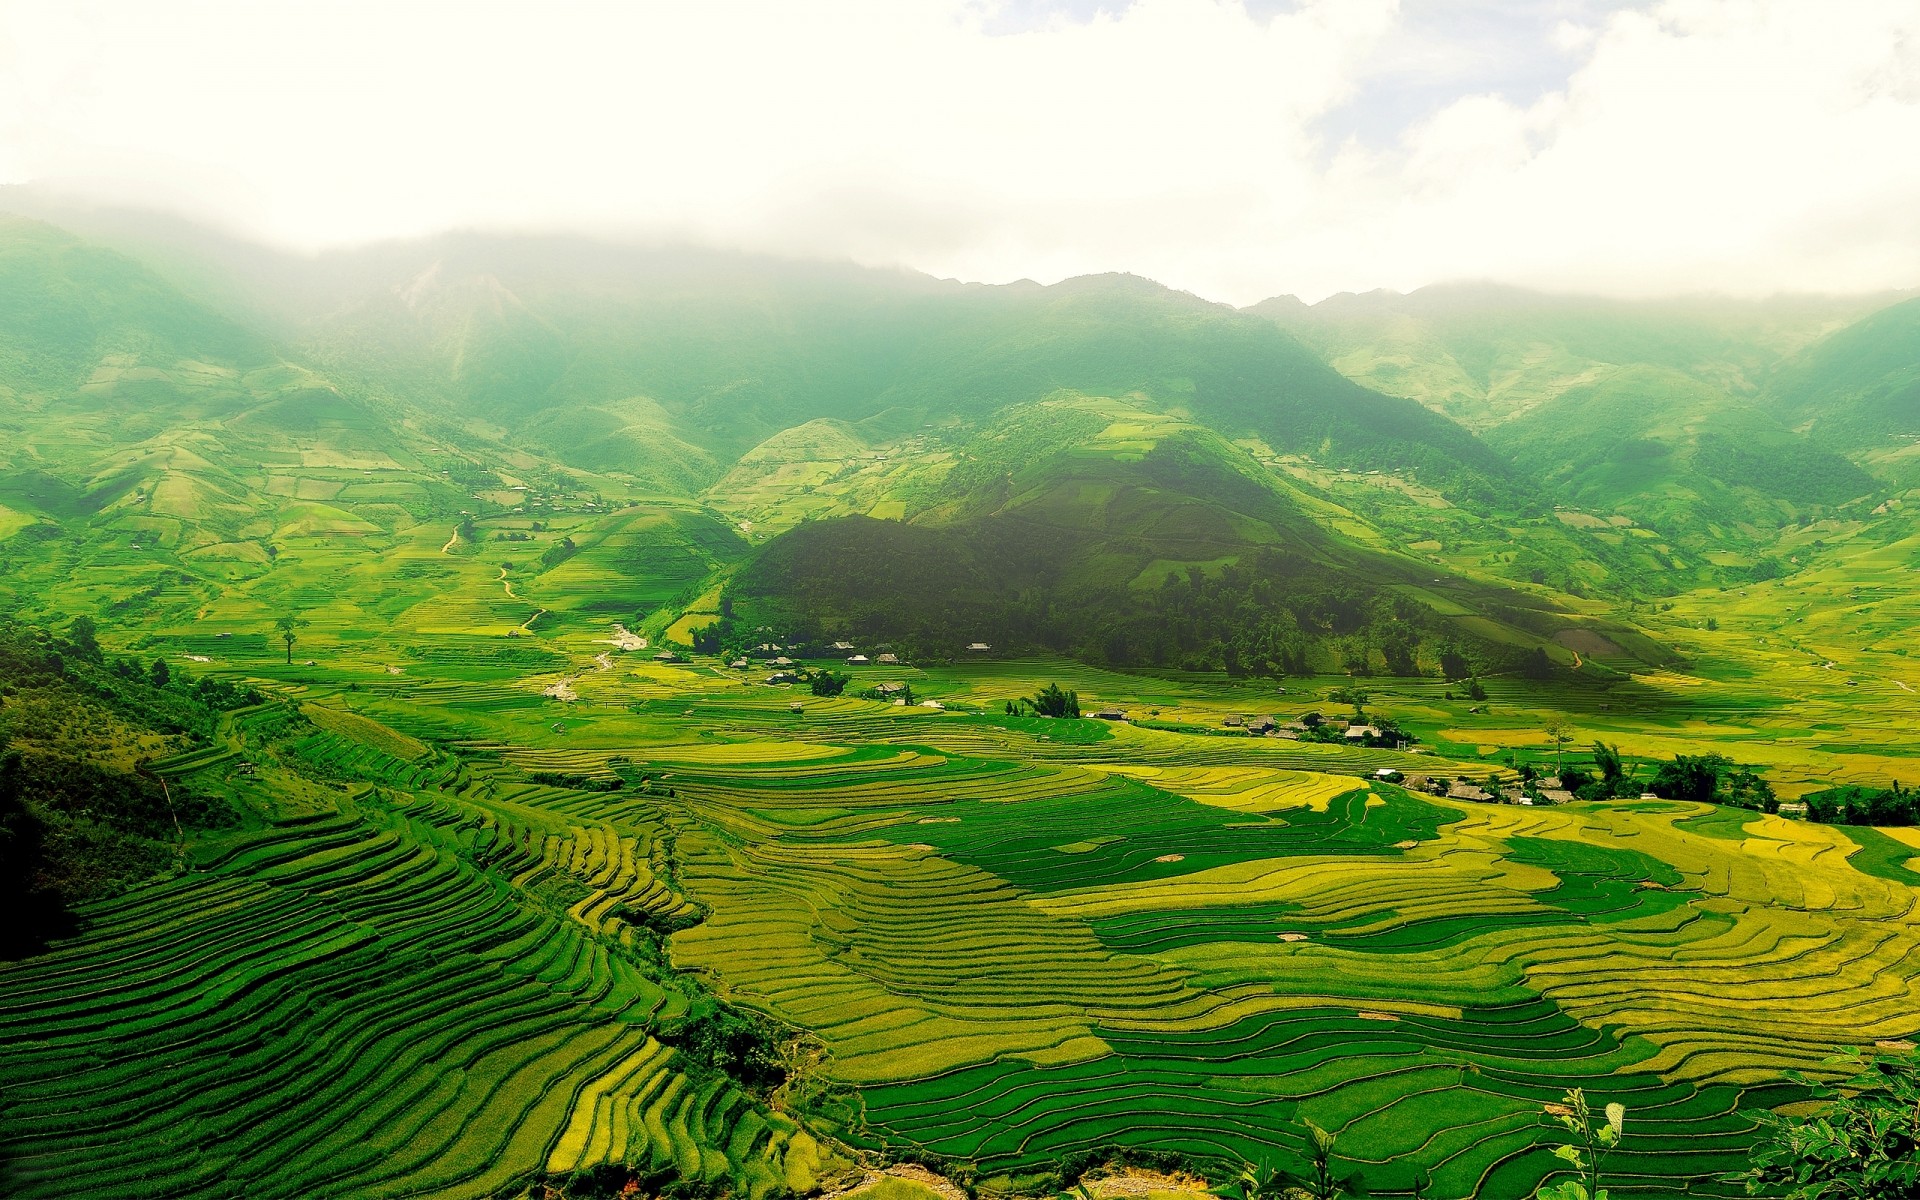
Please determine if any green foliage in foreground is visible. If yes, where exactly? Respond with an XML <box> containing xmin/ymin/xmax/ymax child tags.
<box><xmin>0</xmin><ymin>619</ymin><xmax>251</xmax><ymax>953</ymax></box>
<box><xmin>1739</xmin><ymin>1049</ymin><xmax>1920</xmax><ymax>1199</ymax></box>
<box><xmin>1538</xmin><ymin>1089</ymin><xmax>1628</xmax><ymax>1200</ymax></box>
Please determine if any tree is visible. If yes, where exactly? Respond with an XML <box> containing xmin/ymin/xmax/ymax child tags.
<box><xmin>1738</xmin><ymin>1047</ymin><xmax>1920</xmax><ymax>1199</ymax></box>
<box><xmin>66</xmin><ymin>616</ymin><xmax>102</xmax><ymax>662</ymax></box>
<box><xmin>1592</xmin><ymin>742</ymin><xmax>1625</xmax><ymax>786</ymax></box>
<box><xmin>1326</xmin><ymin>687</ymin><xmax>1370</xmax><ymax>722</ymax></box>
<box><xmin>1649</xmin><ymin>754</ymin><xmax>1729</xmax><ymax>804</ymax></box>
<box><xmin>149</xmin><ymin>658</ymin><xmax>171</xmax><ymax>689</ymax></box>
<box><xmin>1521</xmin><ymin>646</ymin><xmax>1554</xmax><ymax>680</ymax></box>
<box><xmin>1029</xmin><ymin>683</ymin><xmax>1080</xmax><ymax>719</ymax></box>
<box><xmin>1381</xmin><ymin>634</ymin><xmax>1419</xmax><ymax>677</ymax></box>
<box><xmin>274</xmin><ymin>614</ymin><xmax>308</xmax><ymax>665</ymax></box>
<box><xmin>808</xmin><ymin>671</ymin><xmax>849</xmax><ymax>697</ymax></box>
<box><xmin>1545</xmin><ymin>721</ymin><xmax>1575</xmax><ymax>773</ymax></box>
<box><xmin>1440</xmin><ymin>645</ymin><xmax>1473</xmax><ymax>681</ymax></box>
<box><xmin>1465</xmin><ymin>677</ymin><xmax>1487</xmax><ymax>702</ymax></box>
<box><xmin>1538</xmin><ymin>1089</ymin><xmax>1625</xmax><ymax>1200</ymax></box>
<box><xmin>1724</xmin><ymin>767</ymin><xmax>1777</xmax><ymax>813</ymax></box>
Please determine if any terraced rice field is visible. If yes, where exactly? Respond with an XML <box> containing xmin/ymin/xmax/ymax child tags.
<box><xmin>5</xmin><ymin>654</ymin><xmax>1918</xmax><ymax>1197</ymax></box>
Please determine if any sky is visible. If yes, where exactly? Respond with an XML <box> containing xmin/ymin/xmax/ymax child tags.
<box><xmin>1</xmin><ymin>0</ymin><xmax>1917</xmax><ymax>305</ymax></box>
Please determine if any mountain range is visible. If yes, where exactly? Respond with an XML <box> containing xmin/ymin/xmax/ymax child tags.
<box><xmin>2</xmin><ymin>189</ymin><xmax>1914</xmax><ymax>680</ymax></box>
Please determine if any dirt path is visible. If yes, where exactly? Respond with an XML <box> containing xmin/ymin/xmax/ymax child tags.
<box><xmin>607</xmin><ymin>623</ymin><xmax>647</xmax><ymax>651</ymax></box>
<box><xmin>498</xmin><ymin>566</ymin><xmax>520</xmax><ymax>600</ymax></box>
<box><xmin>440</xmin><ymin>526</ymin><xmax>461</xmax><ymax>554</ymax></box>
<box><xmin>542</xmin><ymin>676</ymin><xmax>578</xmax><ymax>702</ymax></box>
<box><xmin>821</xmin><ymin>1165</ymin><xmax>969</xmax><ymax>1200</ymax></box>
<box><xmin>593</xmin><ymin>652</ymin><xmax>613</xmax><ymax>672</ymax></box>
<box><xmin>518</xmin><ymin>609</ymin><xmax>546</xmax><ymax>632</ymax></box>
<box><xmin>1084</xmin><ymin>1169</ymin><xmax>1214</xmax><ymax>1198</ymax></box>
<box><xmin>1898</xmin><ymin>680</ymin><xmax>1915</xmax><ymax>694</ymax></box>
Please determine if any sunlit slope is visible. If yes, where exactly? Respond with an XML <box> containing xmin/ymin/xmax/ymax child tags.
<box><xmin>1255</xmin><ymin>283</ymin><xmax>1890</xmax><ymax>432</ymax></box>
<box><xmin>0</xmin><ymin>719</ymin><xmax>813</xmax><ymax>1200</ymax></box>
<box><xmin>1482</xmin><ymin>364</ymin><xmax>1877</xmax><ymax>548</ymax></box>
<box><xmin>1764</xmin><ymin>295</ymin><xmax>1920</xmax><ymax>480</ymax></box>
<box><xmin>530</xmin><ymin>728</ymin><xmax>1920</xmax><ymax>1198</ymax></box>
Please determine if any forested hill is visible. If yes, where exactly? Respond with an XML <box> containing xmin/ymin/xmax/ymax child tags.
<box><xmin>3</xmin><ymin>200</ymin><xmax>1914</xmax><ymax>686</ymax></box>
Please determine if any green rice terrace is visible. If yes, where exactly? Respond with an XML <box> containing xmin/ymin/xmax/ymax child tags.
<box><xmin>6</xmin><ymin>613</ymin><xmax>1920</xmax><ymax>1199</ymax></box>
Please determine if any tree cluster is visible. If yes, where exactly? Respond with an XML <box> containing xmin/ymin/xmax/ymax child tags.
<box><xmin>1556</xmin><ymin>746</ymin><xmax>1774</xmax><ymax>811</ymax></box>
<box><xmin>1802</xmin><ymin>783</ymin><xmax>1917</xmax><ymax>827</ymax></box>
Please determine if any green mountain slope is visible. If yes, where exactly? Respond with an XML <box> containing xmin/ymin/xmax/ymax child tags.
<box><xmin>1763</xmin><ymin>295</ymin><xmax>1920</xmax><ymax>479</ymax></box>
<box><xmin>729</xmin><ymin>396</ymin><xmax>1654</xmax><ymax>676</ymax></box>
<box><xmin>0</xmin><ymin>202</ymin><xmax>1531</xmax><ymax>509</ymax></box>
<box><xmin>1255</xmin><ymin>283</ymin><xmax>1891</xmax><ymax>431</ymax></box>
<box><xmin>1482</xmin><ymin>365</ymin><xmax>1877</xmax><ymax>552</ymax></box>
<box><xmin>1254</xmin><ymin>284</ymin><xmax>1901</xmax><ymax>560</ymax></box>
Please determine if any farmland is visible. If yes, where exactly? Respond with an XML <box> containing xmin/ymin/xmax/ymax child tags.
<box><xmin>3</xmin><ymin>213</ymin><xmax>1920</xmax><ymax>1198</ymax></box>
<box><xmin>5</xmin><ymin>612</ymin><xmax>1919</xmax><ymax>1197</ymax></box>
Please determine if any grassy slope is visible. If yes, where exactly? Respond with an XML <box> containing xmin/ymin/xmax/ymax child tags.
<box><xmin>1482</xmin><ymin>364</ymin><xmax>1878</xmax><ymax>554</ymax></box>
<box><xmin>729</xmin><ymin>395</ymin><xmax>1652</xmax><ymax>673</ymax></box>
<box><xmin>1256</xmin><ymin>285</ymin><xmax>1901</xmax><ymax>563</ymax></box>
<box><xmin>1763</xmin><ymin>295</ymin><xmax>1920</xmax><ymax>481</ymax></box>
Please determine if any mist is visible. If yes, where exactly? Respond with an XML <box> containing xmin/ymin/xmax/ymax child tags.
<box><xmin>2</xmin><ymin>0</ymin><xmax>1917</xmax><ymax>304</ymax></box>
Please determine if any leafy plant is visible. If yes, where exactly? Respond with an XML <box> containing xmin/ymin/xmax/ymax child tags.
<box><xmin>1736</xmin><ymin>1047</ymin><xmax>1920</xmax><ymax>1198</ymax></box>
<box><xmin>1275</xmin><ymin>1118</ymin><xmax>1367</xmax><ymax>1199</ymax></box>
<box><xmin>1538</xmin><ymin>1089</ymin><xmax>1624</xmax><ymax>1200</ymax></box>
<box><xmin>273</xmin><ymin>612</ymin><xmax>308</xmax><ymax>665</ymax></box>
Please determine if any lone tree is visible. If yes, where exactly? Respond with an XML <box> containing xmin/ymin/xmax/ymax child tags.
<box><xmin>274</xmin><ymin>613</ymin><xmax>308</xmax><ymax>665</ymax></box>
<box><xmin>1326</xmin><ymin>687</ymin><xmax>1371</xmax><ymax>722</ymax></box>
<box><xmin>1545</xmin><ymin>721</ymin><xmax>1575</xmax><ymax>772</ymax></box>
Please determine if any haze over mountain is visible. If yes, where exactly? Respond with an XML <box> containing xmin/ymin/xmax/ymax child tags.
<box><xmin>6</xmin><ymin>1</ymin><xmax>1919</xmax><ymax>304</ymax></box>
<box><xmin>2</xmin><ymin>199</ymin><xmax>1915</xmax><ymax>684</ymax></box>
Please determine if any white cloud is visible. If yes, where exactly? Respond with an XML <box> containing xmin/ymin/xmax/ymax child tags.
<box><xmin>0</xmin><ymin>0</ymin><xmax>1915</xmax><ymax>303</ymax></box>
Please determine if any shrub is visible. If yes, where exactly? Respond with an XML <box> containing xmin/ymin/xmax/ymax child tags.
<box><xmin>1737</xmin><ymin>1048</ymin><xmax>1920</xmax><ymax>1198</ymax></box>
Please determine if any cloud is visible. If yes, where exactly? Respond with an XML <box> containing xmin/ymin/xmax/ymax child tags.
<box><xmin>0</xmin><ymin>0</ymin><xmax>1915</xmax><ymax>303</ymax></box>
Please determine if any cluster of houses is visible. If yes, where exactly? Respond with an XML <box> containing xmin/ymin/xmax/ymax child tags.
<box><xmin>1080</xmin><ymin>709</ymin><xmax>1411</xmax><ymax>747</ymax></box>
<box><xmin>1392</xmin><ymin>774</ymin><xmax>1579</xmax><ymax>807</ymax></box>
<box><xmin>841</xmin><ymin>652</ymin><xmax>902</xmax><ymax>666</ymax></box>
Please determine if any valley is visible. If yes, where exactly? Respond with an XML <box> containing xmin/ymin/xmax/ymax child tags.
<box><xmin>2</xmin><ymin>205</ymin><xmax>1918</xmax><ymax>1199</ymax></box>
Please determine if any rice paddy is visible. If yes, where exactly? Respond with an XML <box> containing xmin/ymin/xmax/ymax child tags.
<box><xmin>6</xmin><ymin>625</ymin><xmax>1917</xmax><ymax>1198</ymax></box>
